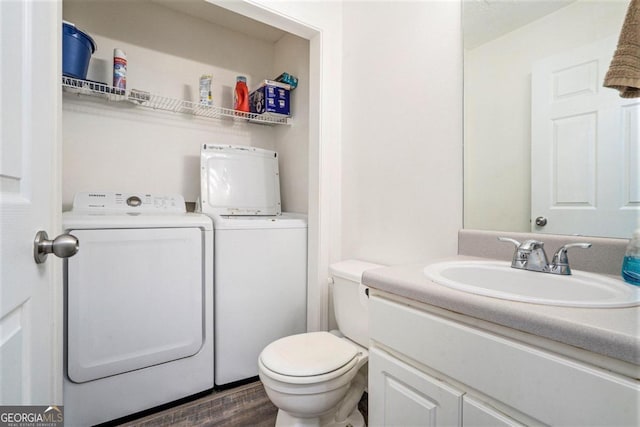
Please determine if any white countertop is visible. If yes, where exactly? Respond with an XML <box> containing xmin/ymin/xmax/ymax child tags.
<box><xmin>363</xmin><ymin>255</ymin><xmax>640</xmax><ymax>366</ymax></box>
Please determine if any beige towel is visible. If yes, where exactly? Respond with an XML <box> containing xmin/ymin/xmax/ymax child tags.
<box><xmin>604</xmin><ymin>0</ymin><xmax>640</xmax><ymax>98</ymax></box>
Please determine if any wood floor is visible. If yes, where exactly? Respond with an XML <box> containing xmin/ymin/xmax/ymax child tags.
<box><xmin>114</xmin><ymin>381</ymin><xmax>368</xmax><ymax>427</ymax></box>
<box><xmin>116</xmin><ymin>381</ymin><xmax>277</xmax><ymax>427</ymax></box>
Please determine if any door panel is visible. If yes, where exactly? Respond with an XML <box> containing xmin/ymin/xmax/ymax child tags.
<box><xmin>66</xmin><ymin>228</ymin><xmax>204</xmax><ymax>383</ymax></box>
<box><xmin>552</xmin><ymin>113</ymin><xmax>596</xmax><ymax>206</ymax></box>
<box><xmin>0</xmin><ymin>0</ymin><xmax>61</xmax><ymax>405</ymax></box>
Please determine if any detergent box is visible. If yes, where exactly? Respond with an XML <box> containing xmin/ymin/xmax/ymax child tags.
<box><xmin>249</xmin><ymin>80</ymin><xmax>291</xmax><ymax>117</ymax></box>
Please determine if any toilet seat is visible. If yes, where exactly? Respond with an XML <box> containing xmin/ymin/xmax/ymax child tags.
<box><xmin>259</xmin><ymin>332</ymin><xmax>362</xmax><ymax>385</ymax></box>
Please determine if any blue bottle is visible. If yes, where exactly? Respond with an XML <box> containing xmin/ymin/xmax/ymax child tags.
<box><xmin>621</xmin><ymin>229</ymin><xmax>640</xmax><ymax>286</ymax></box>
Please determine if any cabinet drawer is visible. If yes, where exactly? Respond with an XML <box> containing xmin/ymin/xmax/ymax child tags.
<box><xmin>370</xmin><ymin>296</ymin><xmax>640</xmax><ymax>426</ymax></box>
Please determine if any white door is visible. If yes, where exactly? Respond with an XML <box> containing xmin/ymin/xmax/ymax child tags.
<box><xmin>0</xmin><ymin>0</ymin><xmax>62</xmax><ymax>405</ymax></box>
<box><xmin>531</xmin><ymin>36</ymin><xmax>639</xmax><ymax>238</ymax></box>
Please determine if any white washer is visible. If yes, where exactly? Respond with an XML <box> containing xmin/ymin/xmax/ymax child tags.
<box><xmin>200</xmin><ymin>144</ymin><xmax>308</xmax><ymax>387</ymax></box>
<box><xmin>62</xmin><ymin>192</ymin><xmax>214</xmax><ymax>426</ymax></box>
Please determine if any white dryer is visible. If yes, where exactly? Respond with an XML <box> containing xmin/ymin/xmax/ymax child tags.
<box><xmin>200</xmin><ymin>144</ymin><xmax>307</xmax><ymax>387</ymax></box>
<box><xmin>62</xmin><ymin>192</ymin><xmax>213</xmax><ymax>426</ymax></box>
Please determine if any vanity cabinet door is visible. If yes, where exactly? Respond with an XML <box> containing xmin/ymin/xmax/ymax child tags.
<box><xmin>369</xmin><ymin>347</ymin><xmax>463</xmax><ymax>427</ymax></box>
<box><xmin>462</xmin><ymin>396</ymin><xmax>525</xmax><ymax>427</ymax></box>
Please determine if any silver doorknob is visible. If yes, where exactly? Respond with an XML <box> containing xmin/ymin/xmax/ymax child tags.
<box><xmin>535</xmin><ymin>216</ymin><xmax>548</xmax><ymax>227</ymax></box>
<box><xmin>34</xmin><ymin>230</ymin><xmax>79</xmax><ymax>264</ymax></box>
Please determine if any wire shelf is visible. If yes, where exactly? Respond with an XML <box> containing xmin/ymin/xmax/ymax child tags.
<box><xmin>61</xmin><ymin>76</ymin><xmax>291</xmax><ymax>126</ymax></box>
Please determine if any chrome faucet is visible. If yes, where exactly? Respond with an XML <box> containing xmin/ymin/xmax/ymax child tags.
<box><xmin>498</xmin><ymin>237</ymin><xmax>591</xmax><ymax>275</ymax></box>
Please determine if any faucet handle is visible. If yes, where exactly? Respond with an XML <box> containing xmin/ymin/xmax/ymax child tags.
<box><xmin>550</xmin><ymin>243</ymin><xmax>592</xmax><ymax>275</ymax></box>
<box><xmin>498</xmin><ymin>237</ymin><xmax>523</xmax><ymax>268</ymax></box>
<box><xmin>498</xmin><ymin>237</ymin><xmax>522</xmax><ymax>266</ymax></box>
<box><xmin>497</xmin><ymin>237</ymin><xmax>521</xmax><ymax>248</ymax></box>
<box><xmin>497</xmin><ymin>237</ymin><xmax>544</xmax><ymax>251</ymax></box>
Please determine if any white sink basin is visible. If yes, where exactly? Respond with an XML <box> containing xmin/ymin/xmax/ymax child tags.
<box><xmin>423</xmin><ymin>260</ymin><xmax>640</xmax><ymax>308</ymax></box>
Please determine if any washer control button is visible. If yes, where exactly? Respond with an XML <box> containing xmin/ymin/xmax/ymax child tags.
<box><xmin>126</xmin><ymin>196</ymin><xmax>142</xmax><ymax>207</ymax></box>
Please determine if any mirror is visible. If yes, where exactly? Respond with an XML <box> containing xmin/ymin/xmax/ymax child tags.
<box><xmin>463</xmin><ymin>0</ymin><xmax>638</xmax><ymax>238</ymax></box>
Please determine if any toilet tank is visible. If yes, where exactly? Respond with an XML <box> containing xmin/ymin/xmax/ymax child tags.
<box><xmin>330</xmin><ymin>260</ymin><xmax>384</xmax><ymax>347</ymax></box>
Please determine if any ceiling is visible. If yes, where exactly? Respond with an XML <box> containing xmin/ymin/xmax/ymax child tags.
<box><xmin>151</xmin><ymin>0</ymin><xmax>287</xmax><ymax>43</ymax></box>
<box><xmin>147</xmin><ymin>0</ymin><xmax>578</xmax><ymax>50</ymax></box>
<box><xmin>463</xmin><ymin>0</ymin><xmax>576</xmax><ymax>49</ymax></box>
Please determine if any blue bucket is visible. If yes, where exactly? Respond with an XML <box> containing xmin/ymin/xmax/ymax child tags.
<box><xmin>62</xmin><ymin>22</ymin><xmax>96</xmax><ymax>80</ymax></box>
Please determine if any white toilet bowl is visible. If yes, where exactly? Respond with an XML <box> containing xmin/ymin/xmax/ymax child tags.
<box><xmin>259</xmin><ymin>332</ymin><xmax>368</xmax><ymax>427</ymax></box>
<box><xmin>258</xmin><ymin>260</ymin><xmax>383</xmax><ymax>427</ymax></box>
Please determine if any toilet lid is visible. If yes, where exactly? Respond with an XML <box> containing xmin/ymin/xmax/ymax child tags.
<box><xmin>260</xmin><ymin>332</ymin><xmax>359</xmax><ymax>377</ymax></box>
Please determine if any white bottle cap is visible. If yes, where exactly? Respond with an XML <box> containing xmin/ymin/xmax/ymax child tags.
<box><xmin>114</xmin><ymin>48</ymin><xmax>126</xmax><ymax>58</ymax></box>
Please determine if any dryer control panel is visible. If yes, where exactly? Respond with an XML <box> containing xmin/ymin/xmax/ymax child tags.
<box><xmin>72</xmin><ymin>192</ymin><xmax>186</xmax><ymax>213</ymax></box>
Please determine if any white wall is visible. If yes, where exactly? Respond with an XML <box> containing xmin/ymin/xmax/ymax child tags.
<box><xmin>341</xmin><ymin>0</ymin><xmax>463</xmax><ymax>265</ymax></box>
<box><xmin>62</xmin><ymin>0</ymin><xmax>308</xmax><ymax>210</ymax></box>
<box><xmin>464</xmin><ymin>0</ymin><xmax>629</xmax><ymax>232</ymax></box>
<box><xmin>274</xmin><ymin>34</ymin><xmax>310</xmax><ymax>214</ymax></box>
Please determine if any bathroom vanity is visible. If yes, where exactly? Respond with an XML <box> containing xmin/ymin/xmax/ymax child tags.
<box><xmin>364</xmin><ymin>235</ymin><xmax>640</xmax><ymax>426</ymax></box>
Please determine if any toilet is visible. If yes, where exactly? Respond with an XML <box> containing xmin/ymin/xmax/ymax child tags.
<box><xmin>258</xmin><ymin>260</ymin><xmax>382</xmax><ymax>427</ymax></box>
